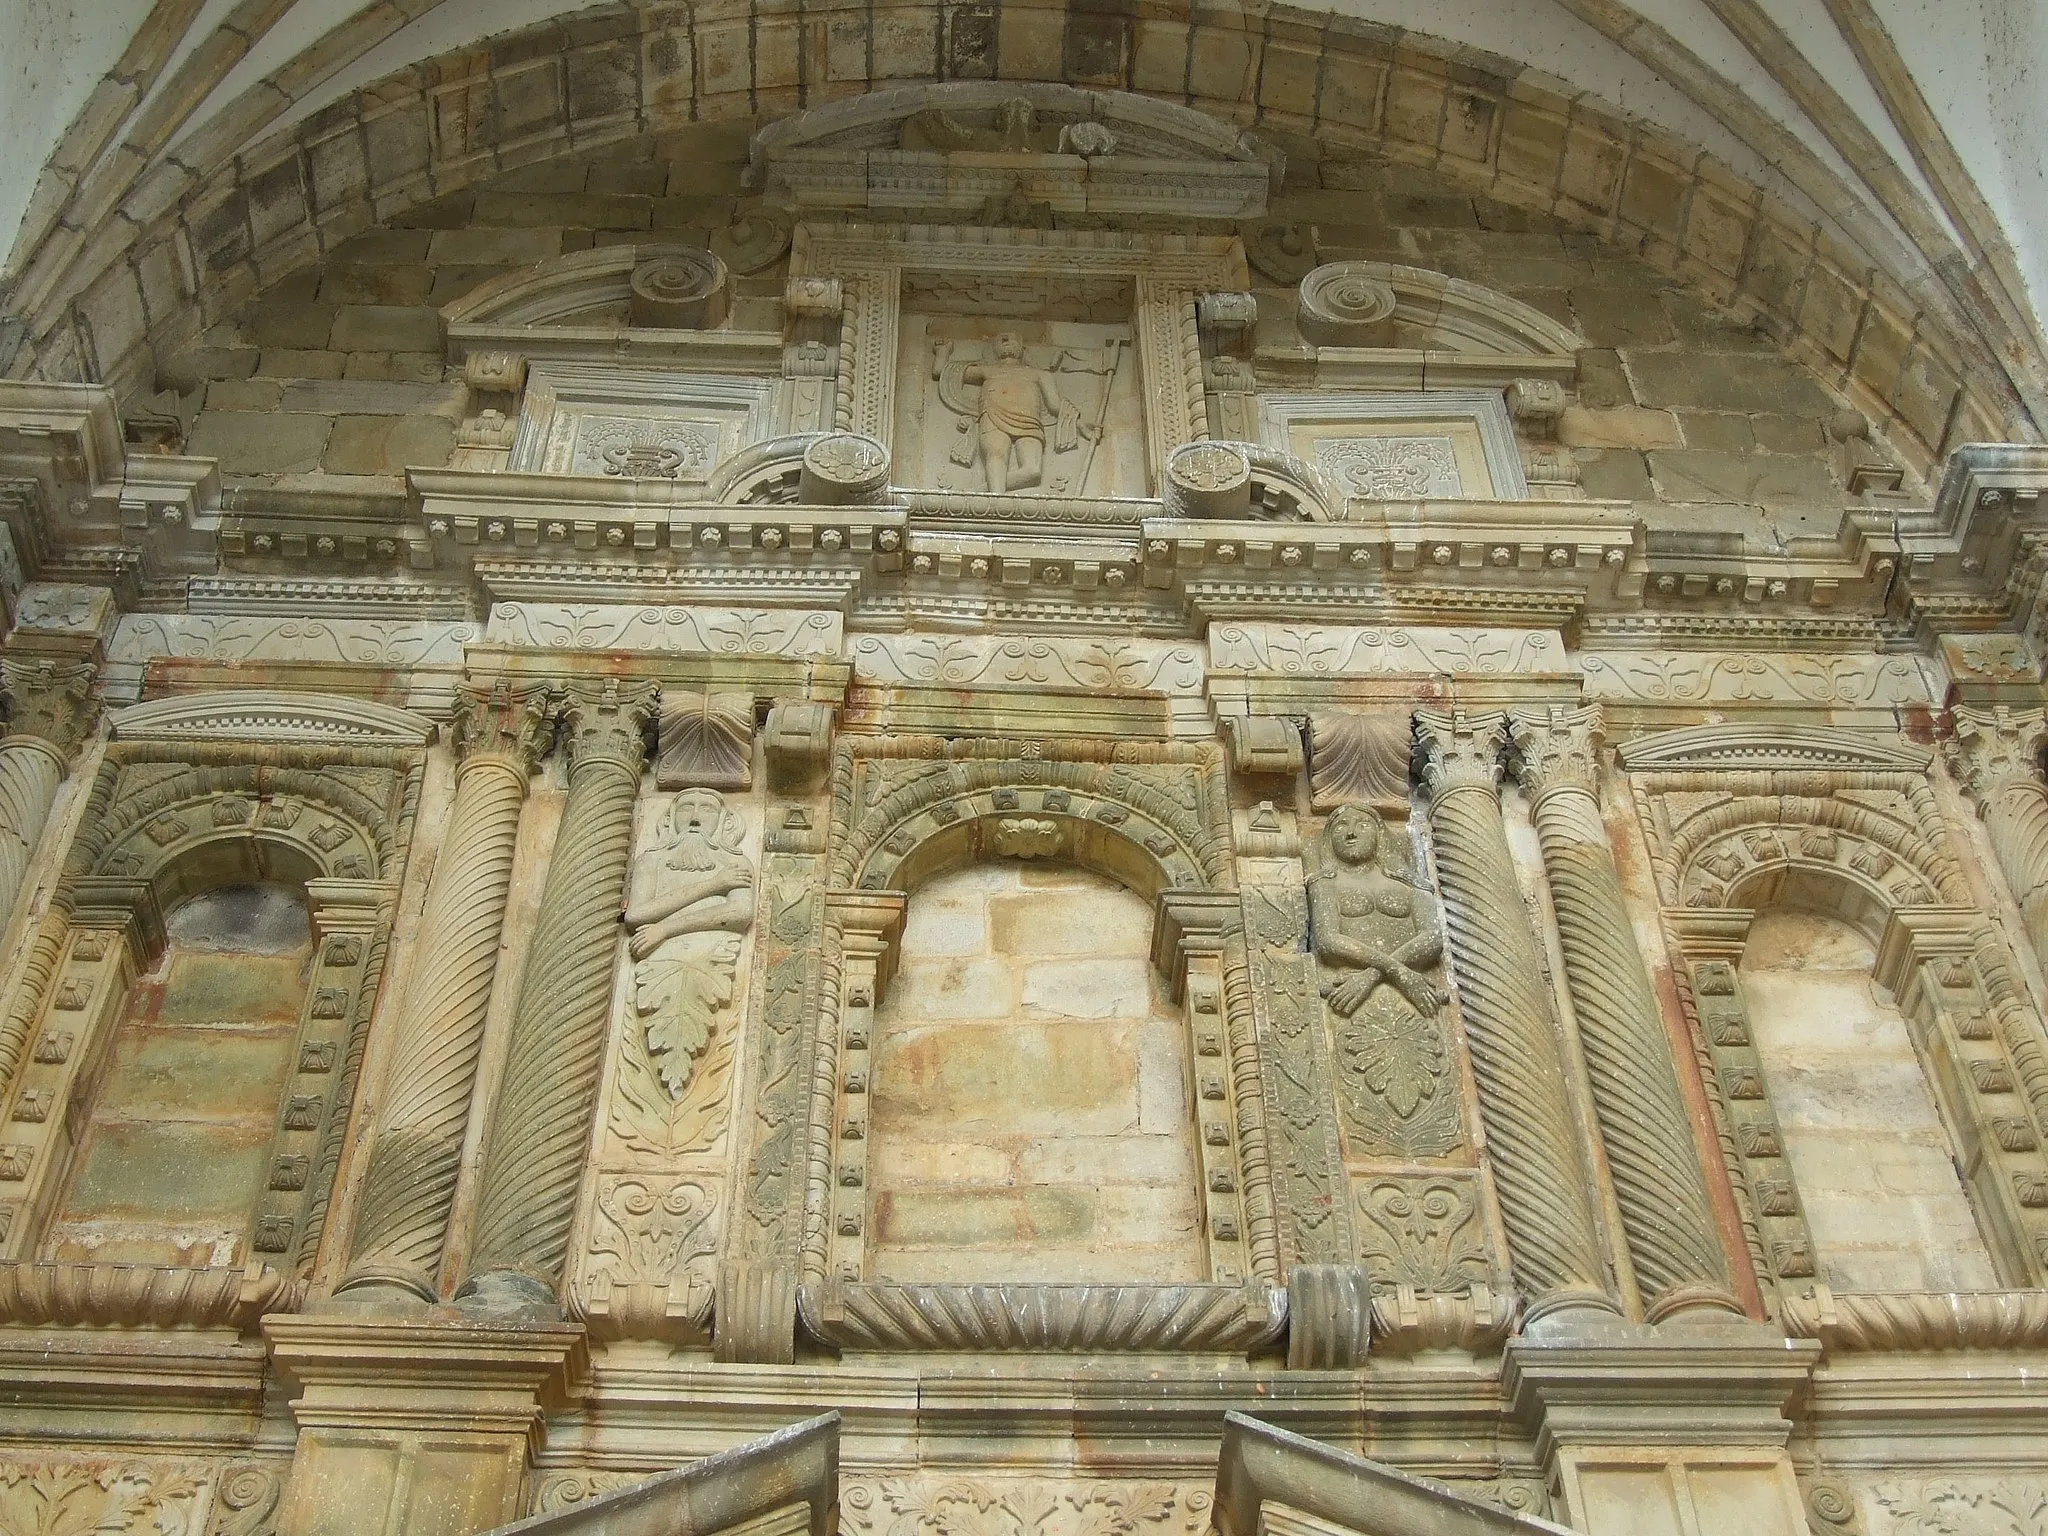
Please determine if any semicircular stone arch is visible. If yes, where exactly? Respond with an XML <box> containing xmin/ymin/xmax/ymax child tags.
<box><xmin>16</xmin><ymin>0</ymin><xmax>2016</xmax><ymax>472</ymax></box>
<box><xmin>827</xmin><ymin>746</ymin><xmax>1231</xmax><ymax>899</ymax></box>
<box><xmin>1666</xmin><ymin>787</ymin><xmax>1970</xmax><ymax>933</ymax></box>
<box><xmin>69</xmin><ymin>761</ymin><xmax>400</xmax><ymax>907</ymax></box>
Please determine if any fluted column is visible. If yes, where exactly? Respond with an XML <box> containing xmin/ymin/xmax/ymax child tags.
<box><xmin>336</xmin><ymin>684</ymin><xmax>552</xmax><ymax>1307</ymax></box>
<box><xmin>1949</xmin><ymin>706</ymin><xmax>2048</xmax><ymax>967</ymax></box>
<box><xmin>1510</xmin><ymin>704</ymin><xmax>1741</xmax><ymax>1323</ymax></box>
<box><xmin>459</xmin><ymin>678</ymin><xmax>655</xmax><ymax>1314</ymax></box>
<box><xmin>1415</xmin><ymin>709</ymin><xmax>1617</xmax><ymax>1323</ymax></box>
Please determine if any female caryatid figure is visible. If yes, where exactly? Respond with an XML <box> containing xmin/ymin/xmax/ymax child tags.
<box><xmin>624</xmin><ymin>788</ymin><xmax>757</xmax><ymax>1099</ymax></box>
<box><xmin>1308</xmin><ymin>805</ymin><xmax>1458</xmax><ymax>1156</ymax></box>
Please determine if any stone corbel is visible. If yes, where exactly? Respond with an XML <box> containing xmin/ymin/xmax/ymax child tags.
<box><xmin>1508</xmin><ymin>378</ymin><xmax>1567</xmax><ymax>440</ymax></box>
<box><xmin>764</xmin><ymin>699</ymin><xmax>836</xmax><ymax>794</ymax></box>
<box><xmin>454</xmin><ymin>351</ymin><xmax>528</xmax><ymax>472</ymax></box>
<box><xmin>1219</xmin><ymin>713</ymin><xmax>1304</xmax><ymax>779</ymax></box>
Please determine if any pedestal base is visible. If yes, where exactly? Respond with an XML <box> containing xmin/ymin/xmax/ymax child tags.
<box><xmin>1505</xmin><ymin>1320</ymin><xmax>1819</xmax><ymax>1536</ymax></box>
<box><xmin>264</xmin><ymin>1315</ymin><xmax>588</xmax><ymax>1536</ymax></box>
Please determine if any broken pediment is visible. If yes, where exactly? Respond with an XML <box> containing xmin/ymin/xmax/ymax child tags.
<box><xmin>749</xmin><ymin>82</ymin><xmax>1276</xmax><ymax>218</ymax></box>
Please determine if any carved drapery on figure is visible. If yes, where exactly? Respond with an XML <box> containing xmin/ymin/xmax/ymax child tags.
<box><xmin>1508</xmin><ymin>705</ymin><xmax>1739</xmax><ymax>1322</ymax></box>
<box><xmin>460</xmin><ymin>679</ymin><xmax>656</xmax><ymax>1314</ymax></box>
<box><xmin>1414</xmin><ymin>709</ymin><xmax>1616</xmax><ymax>1322</ymax></box>
<box><xmin>338</xmin><ymin>682</ymin><xmax>553</xmax><ymax>1306</ymax></box>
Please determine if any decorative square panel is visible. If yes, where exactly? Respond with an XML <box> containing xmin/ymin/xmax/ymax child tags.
<box><xmin>511</xmin><ymin>362</ymin><xmax>774</xmax><ymax>483</ymax></box>
<box><xmin>1260</xmin><ymin>389</ymin><xmax>1528</xmax><ymax>501</ymax></box>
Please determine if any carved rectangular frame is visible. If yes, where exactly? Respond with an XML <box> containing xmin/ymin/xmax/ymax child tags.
<box><xmin>727</xmin><ymin>732</ymin><xmax>1294</xmax><ymax>1355</ymax></box>
<box><xmin>1626</xmin><ymin>745</ymin><xmax>2048</xmax><ymax>1306</ymax></box>
<box><xmin>0</xmin><ymin>712</ymin><xmax>424</xmax><ymax>1323</ymax></box>
<box><xmin>788</xmin><ymin>224</ymin><xmax>1248</xmax><ymax>493</ymax></box>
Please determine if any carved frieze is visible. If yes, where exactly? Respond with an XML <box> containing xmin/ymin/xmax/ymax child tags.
<box><xmin>1870</xmin><ymin>1480</ymin><xmax>2048</xmax><ymax>1535</ymax></box>
<box><xmin>1579</xmin><ymin>650</ymin><xmax>1932</xmax><ymax>708</ymax></box>
<box><xmin>486</xmin><ymin>602</ymin><xmax>842</xmax><ymax>657</ymax></box>
<box><xmin>841</xmin><ymin>1479</ymin><xmax>1215</xmax><ymax>1536</ymax></box>
<box><xmin>0</xmin><ymin>1460</ymin><xmax>206</xmax><ymax>1535</ymax></box>
<box><xmin>1210</xmin><ymin>623</ymin><xmax>1567</xmax><ymax>678</ymax></box>
<box><xmin>850</xmin><ymin>634</ymin><xmax>1203</xmax><ymax>695</ymax></box>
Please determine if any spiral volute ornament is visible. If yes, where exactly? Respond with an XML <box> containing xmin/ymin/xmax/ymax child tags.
<box><xmin>1298</xmin><ymin>261</ymin><xmax>1400</xmax><ymax>345</ymax></box>
<box><xmin>628</xmin><ymin>246</ymin><xmax>730</xmax><ymax>329</ymax></box>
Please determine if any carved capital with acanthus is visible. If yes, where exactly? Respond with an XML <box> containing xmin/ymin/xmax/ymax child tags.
<box><xmin>1510</xmin><ymin>703</ymin><xmax>1604</xmax><ymax>802</ymax></box>
<box><xmin>560</xmin><ymin>677</ymin><xmax>658</xmax><ymax>774</ymax></box>
<box><xmin>1946</xmin><ymin>705</ymin><xmax>2048</xmax><ymax>809</ymax></box>
<box><xmin>1414</xmin><ymin>710</ymin><xmax>1508</xmax><ymax>802</ymax></box>
<box><xmin>450</xmin><ymin>680</ymin><xmax>555</xmax><ymax>775</ymax></box>
<box><xmin>0</xmin><ymin>649</ymin><xmax>99</xmax><ymax>761</ymax></box>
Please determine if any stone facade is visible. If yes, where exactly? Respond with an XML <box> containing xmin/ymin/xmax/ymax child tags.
<box><xmin>0</xmin><ymin>24</ymin><xmax>2044</xmax><ymax>1536</ymax></box>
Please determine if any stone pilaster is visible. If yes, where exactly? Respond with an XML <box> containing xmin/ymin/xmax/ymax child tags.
<box><xmin>1948</xmin><ymin>705</ymin><xmax>2048</xmax><ymax>966</ymax></box>
<box><xmin>1414</xmin><ymin>709</ymin><xmax>1617</xmax><ymax>1323</ymax></box>
<box><xmin>336</xmin><ymin>683</ymin><xmax>553</xmax><ymax>1308</ymax></box>
<box><xmin>1510</xmin><ymin>704</ymin><xmax>1742</xmax><ymax>1323</ymax></box>
<box><xmin>458</xmin><ymin>678</ymin><xmax>655</xmax><ymax>1315</ymax></box>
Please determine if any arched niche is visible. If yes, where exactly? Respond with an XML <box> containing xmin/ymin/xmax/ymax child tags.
<box><xmin>1627</xmin><ymin>722</ymin><xmax>2048</xmax><ymax>1308</ymax></box>
<box><xmin>0</xmin><ymin>691</ymin><xmax>426</xmax><ymax>1329</ymax></box>
<box><xmin>767</xmin><ymin>737</ymin><xmax>1288</xmax><ymax>1357</ymax></box>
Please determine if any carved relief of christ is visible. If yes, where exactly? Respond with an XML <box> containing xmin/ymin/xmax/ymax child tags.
<box><xmin>933</xmin><ymin>331</ymin><xmax>1118</xmax><ymax>494</ymax></box>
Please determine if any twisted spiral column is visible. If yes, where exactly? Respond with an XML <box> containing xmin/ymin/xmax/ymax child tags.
<box><xmin>1416</xmin><ymin>710</ymin><xmax>1616</xmax><ymax>1321</ymax></box>
<box><xmin>338</xmin><ymin>689</ymin><xmax>549</xmax><ymax>1304</ymax></box>
<box><xmin>0</xmin><ymin>737</ymin><xmax>62</xmax><ymax>937</ymax></box>
<box><xmin>460</xmin><ymin>681</ymin><xmax>654</xmax><ymax>1311</ymax></box>
<box><xmin>1511</xmin><ymin>705</ymin><xmax>1740</xmax><ymax>1322</ymax></box>
<box><xmin>1950</xmin><ymin>707</ymin><xmax>2048</xmax><ymax>967</ymax></box>
<box><xmin>0</xmin><ymin>650</ymin><xmax>98</xmax><ymax>955</ymax></box>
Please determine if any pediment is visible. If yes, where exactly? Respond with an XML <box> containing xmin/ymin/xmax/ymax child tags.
<box><xmin>111</xmin><ymin>690</ymin><xmax>437</xmax><ymax>747</ymax></box>
<box><xmin>749</xmin><ymin>82</ymin><xmax>1276</xmax><ymax>218</ymax></box>
<box><xmin>1298</xmin><ymin>261</ymin><xmax>1584</xmax><ymax>358</ymax></box>
<box><xmin>443</xmin><ymin>244</ymin><xmax>734</xmax><ymax>332</ymax></box>
<box><xmin>1616</xmin><ymin>722</ymin><xmax>1934</xmax><ymax>773</ymax></box>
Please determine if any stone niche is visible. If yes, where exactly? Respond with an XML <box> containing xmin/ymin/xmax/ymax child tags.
<box><xmin>792</xmin><ymin>223</ymin><xmax>1244</xmax><ymax>500</ymax></box>
<box><xmin>868</xmin><ymin>860</ymin><xmax>1203</xmax><ymax>1284</ymax></box>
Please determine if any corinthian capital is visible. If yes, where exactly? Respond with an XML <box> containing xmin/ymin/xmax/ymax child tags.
<box><xmin>1947</xmin><ymin>705</ymin><xmax>2048</xmax><ymax>807</ymax></box>
<box><xmin>561</xmin><ymin>677</ymin><xmax>658</xmax><ymax>772</ymax></box>
<box><xmin>1414</xmin><ymin>710</ymin><xmax>1509</xmax><ymax>800</ymax></box>
<box><xmin>0</xmin><ymin>651</ymin><xmax>99</xmax><ymax>760</ymax></box>
<box><xmin>450</xmin><ymin>680</ymin><xmax>555</xmax><ymax>773</ymax></box>
<box><xmin>1510</xmin><ymin>703</ymin><xmax>1604</xmax><ymax>799</ymax></box>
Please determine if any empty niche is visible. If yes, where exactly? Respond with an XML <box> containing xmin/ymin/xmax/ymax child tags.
<box><xmin>867</xmin><ymin>860</ymin><xmax>1203</xmax><ymax>1283</ymax></box>
<box><xmin>1738</xmin><ymin>907</ymin><xmax>1999</xmax><ymax>1292</ymax></box>
<box><xmin>45</xmin><ymin>884</ymin><xmax>313</xmax><ymax>1267</ymax></box>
